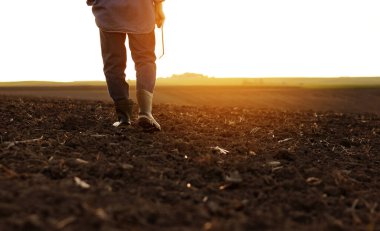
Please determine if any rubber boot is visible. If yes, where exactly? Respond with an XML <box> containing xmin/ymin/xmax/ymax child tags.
<box><xmin>113</xmin><ymin>99</ymin><xmax>134</xmax><ymax>127</ymax></box>
<box><xmin>136</xmin><ymin>90</ymin><xmax>161</xmax><ymax>132</ymax></box>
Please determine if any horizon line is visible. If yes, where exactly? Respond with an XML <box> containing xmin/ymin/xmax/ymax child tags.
<box><xmin>1</xmin><ymin>76</ymin><xmax>380</xmax><ymax>83</ymax></box>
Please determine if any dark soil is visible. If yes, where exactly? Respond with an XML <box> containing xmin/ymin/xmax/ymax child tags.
<box><xmin>0</xmin><ymin>95</ymin><xmax>379</xmax><ymax>231</ymax></box>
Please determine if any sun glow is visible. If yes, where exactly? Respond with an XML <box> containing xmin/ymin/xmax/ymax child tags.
<box><xmin>0</xmin><ymin>0</ymin><xmax>379</xmax><ymax>82</ymax></box>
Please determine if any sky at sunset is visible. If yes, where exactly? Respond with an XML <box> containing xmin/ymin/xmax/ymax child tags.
<box><xmin>0</xmin><ymin>0</ymin><xmax>379</xmax><ymax>82</ymax></box>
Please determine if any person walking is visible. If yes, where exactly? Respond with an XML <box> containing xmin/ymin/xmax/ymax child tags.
<box><xmin>87</xmin><ymin>0</ymin><xmax>165</xmax><ymax>132</ymax></box>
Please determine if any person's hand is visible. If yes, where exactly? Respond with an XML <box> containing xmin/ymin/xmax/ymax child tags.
<box><xmin>86</xmin><ymin>0</ymin><xmax>95</xmax><ymax>6</ymax></box>
<box><xmin>155</xmin><ymin>2</ymin><xmax>165</xmax><ymax>28</ymax></box>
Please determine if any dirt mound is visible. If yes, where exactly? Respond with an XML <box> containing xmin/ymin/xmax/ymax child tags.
<box><xmin>0</xmin><ymin>95</ymin><xmax>379</xmax><ymax>231</ymax></box>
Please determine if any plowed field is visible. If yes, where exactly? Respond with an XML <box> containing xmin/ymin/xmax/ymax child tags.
<box><xmin>0</xmin><ymin>95</ymin><xmax>379</xmax><ymax>231</ymax></box>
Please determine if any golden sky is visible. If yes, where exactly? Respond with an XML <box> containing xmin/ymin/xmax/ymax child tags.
<box><xmin>0</xmin><ymin>0</ymin><xmax>379</xmax><ymax>82</ymax></box>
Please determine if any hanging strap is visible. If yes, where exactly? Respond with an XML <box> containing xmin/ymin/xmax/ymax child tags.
<box><xmin>158</xmin><ymin>25</ymin><xmax>165</xmax><ymax>59</ymax></box>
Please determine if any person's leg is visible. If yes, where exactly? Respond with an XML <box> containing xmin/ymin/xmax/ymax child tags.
<box><xmin>100</xmin><ymin>30</ymin><xmax>129</xmax><ymax>101</ymax></box>
<box><xmin>100</xmin><ymin>30</ymin><xmax>133</xmax><ymax>126</ymax></box>
<box><xmin>128</xmin><ymin>31</ymin><xmax>156</xmax><ymax>93</ymax></box>
<box><xmin>128</xmin><ymin>31</ymin><xmax>161</xmax><ymax>131</ymax></box>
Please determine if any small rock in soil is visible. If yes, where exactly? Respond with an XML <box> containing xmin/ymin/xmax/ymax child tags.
<box><xmin>74</xmin><ymin>177</ymin><xmax>90</xmax><ymax>189</ymax></box>
<box><xmin>267</xmin><ymin>161</ymin><xmax>282</xmax><ymax>167</ymax></box>
<box><xmin>306</xmin><ymin>177</ymin><xmax>323</xmax><ymax>186</ymax></box>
